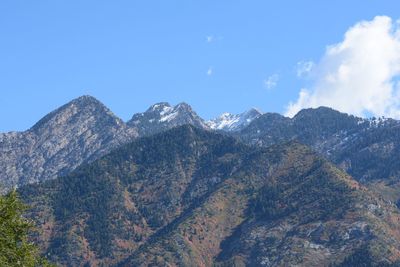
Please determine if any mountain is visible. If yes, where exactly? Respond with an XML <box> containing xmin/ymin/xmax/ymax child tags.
<box><xmin>235</xmin><ymin>106</ymin><xmax>400</xmax><ymax>205</ymax></box>
<box><xmin>0</xmin><ymin>98</ymin><xmax>212</xmax><ymax>192</ymax></box>
<box><xmin>206</xmin><ymin>108</ymin><xmax>263</xmax><ymax>132</ymax></box>
<box><xmin>19</xmin><ymin>125</ymin><xmax>400</xmax><ymax>266</ymax></box>
<box><xmin>236</xmin><ymin>107</ymin><xmax>400</xmax><ymax>181</ymax></box>
<box><xmin>0</xmin><ymin>95</ymin><xmax>138</xmax><ymax>191</ymax></box>
<box><xmin>20</xmin><ymin>125</ymin><xmax>250</xmax><ymax>266</ymax></box>
<box><xmin>3</xmin><ymin>96</ymin><xmax>400</xmax><ymax>204</ymax></box>
<box><xmin>127</xmin><ymin>102</ymin><xmax>209</xmax><ymax>136</ymax></box>
<box><xmin>236</xmin><ymin>107</ymin><xmax>363</xmax><ymax>147</ymax></box>
<box><xmin>4</xmin><ymin>96</ymin><xmax>400</xmax><ymax>266</ymax></box>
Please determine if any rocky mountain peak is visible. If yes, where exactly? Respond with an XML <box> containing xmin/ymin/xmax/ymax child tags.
<box><xmin>0</xmin><ymin>95</ymin><xmax>137</xmax><ymax>190</ymax></box>
<box><xmin>127</xmin><ymin>102</ymin><xmax>208</xmax><ymax>136</ymax></box>
<box><xmin>246</xmin><ymin>107</ymin><xmax>263</xmax><ymax>116</ymax></box>
<box><xmin>30</xmin><ymin>95</ymin><xmax>123</xmax><ymax>134</ymax></box>
<box><xmin>146</xmin><ymin>102</ymin><xmax>172</xmax><ymax>112</ymax></box>
<box><xmin>71</xmin><ymin>94</ymin><xmax>104</xmax><ymax>105</ymax></box>
<box><xmin>206</xmin><ymin>107</ymin><xmax>263</xmax><ymax>132</ymax></box>
<box><xmin>174</xmin><ymin>102</ymin><xmax>193</xmax><ymax>111</ymax></box>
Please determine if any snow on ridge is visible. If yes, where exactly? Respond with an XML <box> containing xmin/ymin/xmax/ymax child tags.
<box><xmin>356</xmin><ymin>116</ymin><xmax>394</xmax><ymax>128</ymax></box>
<box><xmin>160</xmin><ymin>110</ymin><xmax>179</xmax><ymax>122</ymax></box>
<box><xmin>158</xmin><ymin>104</ymin><xmax>186</xmax><ymax>123</ymax></box>
<box><xmin>149</xmin><ymin>102</ymin><xmax>171</xmax><ymax>112</ymax></box>
<box><xmin>207</xmin><ymin>108</ymin><xmax>263</xmax><ymax>131</ymax></box>
<box><xmin>160</xmin><ymin>106</ymin><xmax>173</xmax><ymax>116</ymax></box>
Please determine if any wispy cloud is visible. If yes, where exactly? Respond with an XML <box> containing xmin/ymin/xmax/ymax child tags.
<box><xmin>207</xmin><ymin>67</ymin><xmax>213</xmax><ymax>76</ymax></box>
<box><xmin>286</xmin><ymin>16</ymin><xmax>400</xmax><ymax>119</ymax></box>
<box><xmin>264</xmin><ymin>74</ymin><xmax>279</xmax><ymax>89</ymax></box>
<box><xmin>296</xmin><ymin>60</ymin><xmax>315</xmax><ymax>78</ymax></box>
<box><xmin>206</xmin><ymin>35</ymin><xmax>223</xmax><ymax>43</ymax></box>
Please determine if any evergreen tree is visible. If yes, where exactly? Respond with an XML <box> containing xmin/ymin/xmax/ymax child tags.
<box><xmin>0</xmin><ymin>190</ymin><xmax>53</xmax><ymax>267</ymax></box>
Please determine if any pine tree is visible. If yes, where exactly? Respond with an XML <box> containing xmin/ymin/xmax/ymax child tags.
<box><xmin>0</xmin><ymin>190</ymin><xmax>53</xmax><ymax>267</ymax></box>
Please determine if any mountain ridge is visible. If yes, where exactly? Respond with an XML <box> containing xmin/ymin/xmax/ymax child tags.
<box><xmin>4</xmin><ymin>96</ymin><xmax>400</xmax><ymax>266</ymax></box>
<box><xmin>3</xmin><ymin>95</ymin><xmax>400</xmax><ymax>195</ymax></box>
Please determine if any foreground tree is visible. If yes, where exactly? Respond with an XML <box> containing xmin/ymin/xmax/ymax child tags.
<box><xmin>0</xmin><ymin>190</ymin><xmax>53</xmax><ymax>267</ymax></box>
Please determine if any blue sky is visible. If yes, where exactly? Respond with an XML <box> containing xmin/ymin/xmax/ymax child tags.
<box><xmin>1</xmin><ymin>1</ymin><xmax>400</xmax><ymax>132</ymax></box>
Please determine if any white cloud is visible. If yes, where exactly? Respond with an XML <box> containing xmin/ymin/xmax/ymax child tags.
<box><xmin>296</xmin><ymin>60</ymin><xmax>315</xmax><ymax>78</ymax></box>
<box><xmin>207</xmin><ymin>67</ymin><xmax>213</xmax><ymax>76</ymax></box>
<box><xmin>206</xmin><ymin>35</ymin><xmax>214</xmax><ymax>43</ymax></box>
<box><xmin>286</xmin><ymin>16</ymin><xmax>400</xmax><ymax>118</ymax></box>
<box><xmin>264</xmin><ymin>74</ymin><xmax>279</xmax><ymax>89</ymax></box>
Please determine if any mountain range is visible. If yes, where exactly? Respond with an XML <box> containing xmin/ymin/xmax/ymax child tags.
<box><xmin>0</xmin><ymin>96</ymin><xmax>261</xmax><ymax>191</ymax></box>
<box><xmin>2</xmin><ymin>95</ymin><xmax>400</xmax><ymax>266</ymax></box>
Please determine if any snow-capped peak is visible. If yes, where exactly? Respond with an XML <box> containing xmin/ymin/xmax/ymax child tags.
<box><xmin>127</xmin><ymin>101</ymin><xmax>208</xmax><ymax>135</ymax></box>
<box><xmin>147</xmin><ymin>102</ymin><xmax>171</xmax><ymax>112</ymax></box>
<box><xmin>206</xmin><ymin>108</ymin><xmax>263</xmax><ymax>132</ymax></box>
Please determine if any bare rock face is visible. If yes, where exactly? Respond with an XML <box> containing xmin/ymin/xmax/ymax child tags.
<box><xmin>0</xmin><ymin>95</ymin><xmax>138</xmax><ymax>191</ymax></box>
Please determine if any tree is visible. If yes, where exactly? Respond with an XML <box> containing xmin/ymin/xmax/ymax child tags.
<box><xmin>0</xmin><ymin>190</ymin><xmax>53</xmax><ymax>267</ymax></box>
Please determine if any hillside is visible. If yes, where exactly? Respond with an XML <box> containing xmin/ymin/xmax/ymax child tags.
<box><xmin>236</xmin><ymin>107</ymin><xmax>400</xmax><ymax>205</ymax></box>
<box><xmin>19</xmin><ymin>125</ymin><xmax>400</xmax><ymax>266</ymax></box>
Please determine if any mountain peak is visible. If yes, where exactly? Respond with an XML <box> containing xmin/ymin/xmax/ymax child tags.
<box><xmin>71</xmin><ymin>95</ymin><xmax>103</xmax><ymax>105</ymax></box>
<box><xmin>293</xmin><ymin>106</ymin><xmax>349</xmax><ymax>120</ymax></box>
<box><xmin>0</xmin><ymin>95</ymin><xmax>137</xmax><ymax>190</ymax></box>
<box><xmin>30</xmin><ymin>95</ymin><xmax>122</xmax><ymax>133</ymax></box>
<box><xmin>206</xmin><ymin>107</ymin><xmax>263</xmax><ymax>132</ymax></box>
<box><xmin>67</xmin><ymin>95</ymin><xmax>113</xmax><ymax>112</ymax></box>
<box><xmin>146</xmin><ymin>102</ymin><xmax>172</xmax><ymax>112</ymax></box>
<box><xmin>247</xmin><ymin>107</ymin><xmax>263</xmax><ymax>115</ymax></box>
<box><xmin>292</xmin><ymin>106</ymin><xmax>362</xmax><ymax>134</ymax></box>
<box><xmin>127</xmin><ymin>102</ymin><xmax>207</xmax><ymax>136</ymax></box>
<box><xmin>175</xmin><ymin>102</ymin><xmax>192</xmax><ymax>110</ymax></box>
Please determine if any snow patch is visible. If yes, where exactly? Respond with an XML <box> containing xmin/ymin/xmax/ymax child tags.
<box><xmin>160</xmin><ymin>106</ymin><xmax>173</xmax><ymax>116</ymax></box>
<box><xmin>160</xmin><ymin>111</ymin><xmax>179</xmax><ymax>122</ymax></box>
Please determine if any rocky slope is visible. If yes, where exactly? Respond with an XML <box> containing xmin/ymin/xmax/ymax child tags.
<box><xmin>19</xmin><ymin>125</ymin><xmax>400</xmax><ymax>266</ymax></box>
<box><xmin>0</xmin><ymin>96</ymin><xmax>138</xmax><ymax>191</ymax></box>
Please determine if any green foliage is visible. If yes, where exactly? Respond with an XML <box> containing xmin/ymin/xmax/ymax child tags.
<box><xmin>293</xmin><ymin>107</ymin><xmax>362</xmax><ymax>144</ymax></box>
<box><xmin>249</xmin><ymin>185</ymin><xmax>292</xmax><ymax>220</ymax></box>
<box><xmin>335</xmin><ymin>246</ymin><xmax>374</xmax><ymax>267</ymax></box>
<box><xmin>30</xmin><ymin>125</ymin><xmax>249</xmax><ymax>262</ymax></box>
<box><xmin>333</xmin><ymin>124</ymin><xmax>400</xmax><ymax>182</ymax></box>
<box><xmin>249</xmin><ymin>159</ymin><xmax>352</xmax><ymax>223</ymax></box>
<box><xmin>0</xmin><ymin>190</ymin><xmax>53</xmax><ymax>267</ymax></box>
<box><xmin>17</xmin><ymin>125</ymin><xmax>400</xmax><ymax>266</ymax></box>
<box><xmin>334</xmin><ymin>246</ymin><xmax>400</xmax><ymax>267</ymax></box>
